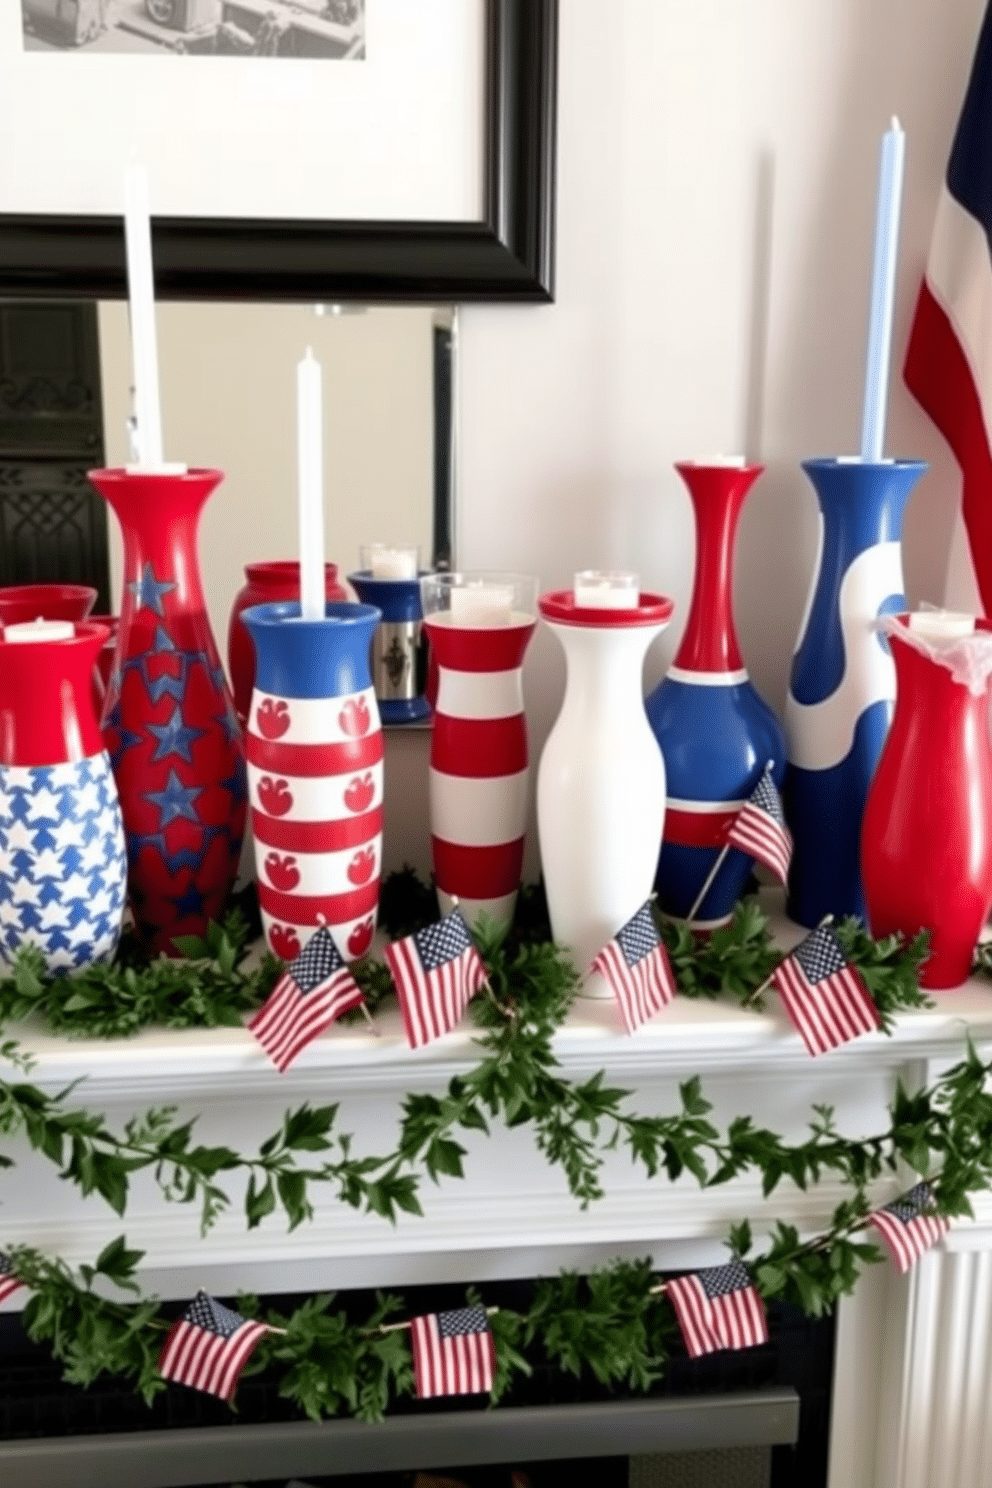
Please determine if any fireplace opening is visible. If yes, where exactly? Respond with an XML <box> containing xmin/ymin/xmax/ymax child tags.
<box><xmin>0</xmin><ymin>1273</ymin><xmax>834</xmax><ymax>1488</ymax></box>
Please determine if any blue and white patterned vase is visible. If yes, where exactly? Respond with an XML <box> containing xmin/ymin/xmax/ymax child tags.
<box><xmin>0</xmin><ymin>621</ymin><xmax>127</xmax><ymax>972</ymax></box>
<box><xmin>784</xmin><ymin>458</ymin><xmax>926</xmax><ymax>927</ymax></box>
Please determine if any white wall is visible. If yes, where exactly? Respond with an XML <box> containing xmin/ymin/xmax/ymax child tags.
<box><xmin>452</xmin><ymin>0</ymin><xmax>986</xmax><ymax>881</ymax></box>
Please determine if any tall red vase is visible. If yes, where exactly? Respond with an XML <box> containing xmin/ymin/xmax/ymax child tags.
<box><xmin>88</xmin><ymin>468</ymin><xmax>247</xmax><ymax>955</ymax></box>
<box><xmin>228</xmin><ymin>561</ymin><xmax>347</xmax><ymax>724</ymax></box>
<box><xmin>861</xmin><ymin>616</ymin><xmax>992</xmax><ymax>989</ymax></box>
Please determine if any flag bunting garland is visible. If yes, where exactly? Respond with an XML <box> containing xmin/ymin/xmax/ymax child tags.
<box><xmin>384</xmin><ymin>908</ymin><xmax>489</xmax><ymax>1049</ymax></box>
<box><xmin>158</xmin><ymin>1292</ymin><xmax>272</xmax><ymax>1402</ymax></box>
<box><xmin>726</xmin><ymin>765</ymin><xmax>793</xmax><ymax>885</ymax></box>
<box><xmin>248</xmin><ymin>925</ymin><xmax>364</xmax><ymax>1072</ymax></box>
<box><xmin>665</xmin><ymin>1260</ymin><xmax>769</xmax><ymax>1358</ymax></box>
<box><xmin>868</xmin><ymin>1182</ymin><xmax>951</xmax><ymax>1273</ymax></box>
<box><xmin>771</xmin><ymin>923</ymin><xmax>881</xmax><ymax>1056</ymax></box>
<box><xmin>0</xmin><ymin>1251</ymin><xmax>23</xmax><ymax>1306</ymax></box>
<box><xmin>590</xmin><ymin>901</ymin><xmax>677</xmax><ymax>1033</ymax></box>
<box><xmin>409</xmin><ymin>1304</ymin><xmax>496</xmax><ymax>1398</ymax></box>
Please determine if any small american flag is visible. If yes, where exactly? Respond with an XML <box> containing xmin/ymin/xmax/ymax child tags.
<box><xmin>590</xmin><ymin>901</ymin><xmax>676</xmax><ymax>1034</ymax></box>
<box><xmin>0</xmin><ymin>1252</ymin><xmax>23</xmax><ymax>1306</ymax></box>
<box><xmin>868</xmin><ymin>1182</ymin><xmax>951</xmax><ymax>1273</ymax></box>
<box><xmin>410</xmin><ymin>1304</ymin><xmax>496</xmax><ymax>1398</ymax></box>
<box><xmin>771</xmin><ymin>923</ymin><xmax>880</xmax><ymax>1057</ymax></box>
<box><xmin>726</xmin><ymin>765</ymin><xmax>793</xmax><ymax>885</ymax></box>
<box><xmin>248</xmin><ymin>925</ymin><xmax>364</xmax><ymax>1072</ymax></box>
<box><xmin>385</xmin><ymin>910</ymin><xmax>488</xmax><ymax>1049</ymax></box>
<box><xmin>158</xmin><ymin>1292</ymin><xmax>271</xmax><ymax>1402</ymax></box>
<box><xmin>666</xmin><ymin>1260</ymin><xmax>769</xmax><ymax>1359</ymax></box>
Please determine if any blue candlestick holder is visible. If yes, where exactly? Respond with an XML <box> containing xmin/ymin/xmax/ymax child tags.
<box><xmin>348</xmin><ymin>571</ymin><xmax>432</xmax><ymax>724</ymax></box>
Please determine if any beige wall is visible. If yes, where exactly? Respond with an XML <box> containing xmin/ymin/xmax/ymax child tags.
<box><xmin>98</xmin><ymin>300</ymin><xmax>437</xmax><ymax>639</ymax></box>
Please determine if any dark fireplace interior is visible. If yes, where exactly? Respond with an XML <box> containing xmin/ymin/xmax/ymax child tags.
<box><xmin>0</xmin><ymin>1273</ymin><xmax>834</xmax><ymax>1488</ymax></box>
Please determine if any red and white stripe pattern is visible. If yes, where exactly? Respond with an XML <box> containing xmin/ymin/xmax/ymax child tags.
<box><xmin>247</xmin><ymin>685</ymin><xmax>382</xmax><ymax>963</ymax></box>
<box><xmin>771</xmin><ymin>923</ymin><xmax>880</xmax><ymax>1057</ymax></box>
<box><xmin>248</xmin><ymin>925</ymin><xmax>364</xmax><ymax>1071</ymax></box>
<box><xmin>590</xmin><ymin>901</ymin><xmax>676</xmax><ymax>1033</ymax></box>
<box><xmin>158</xmin><ymin>1292</ymin><xmax>271</xmax><ymax>1402</ymax></box>
<box><xmin>410</xmin><ymin>1305</ymin><xmax>496</xmax><ymax>1398</ymax></box>
<box><xmin>384</xmin><ymin>909</ymin><xmax>489</xmax><ymax>1049</ymax></box>
<box><xmin>0</xmin><ymin>1252</ymin><xmax>23</xmax><ymax>1305</ymax></box>
<box><xmin>666</xmin><ymin>1260</ymin><xmax>769</xmax><ymax>1359</ymax></box>
<box><xmin>868</xmin><ymin>1183</ymin><xmax>951</xmax><ymax>1274</ymax></box>
<box><xmin>726</xmin><ymin>765</ymin><xmax>793</xmax><ymax>885</ymax></box>
<box><xmin>425</xmin><ymin>613</ymin><xmax>535</xmax><ymax>927</ymax></box>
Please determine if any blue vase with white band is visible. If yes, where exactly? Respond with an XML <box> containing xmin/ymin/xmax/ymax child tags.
<box><xmin>784</xmin><ymin>457</ymin><xmax>926</xmax><ymax>927</ymax></box>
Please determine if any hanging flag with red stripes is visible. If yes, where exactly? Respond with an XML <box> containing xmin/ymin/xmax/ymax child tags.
<box><xmin>904</xmin><ymin>4</ymin><xmax>992</xmax><ymax>614</ymax></box>
<box><xmin>726</xmin><ymin>765</ymin><xmax>793</xmax><ymax>885</ymax></box>
<box><xmin>666</xmin><ymin>1260</ymin><xmax>769</xmax><ymax>1358</ymax></box>
<box><xmin>868</xmin><ymin>1182</ymin><xmax>951</xmax><ymax>1273</ymax></box>
<box><xmin>410</xmin><ymin>1304</ymin><xmax>496</xmax><ymax>1398</ymax></box>
<box><xmin>0</xmin><ymin>1252</ymin><xmax>23</xmax><ymax>1306</ymax></box>
<box><xmin>384</xmin><ymin>909</ymin><xmax>488</xmax><ymax>1049</ymax></box>
<box><xmin>771</xmin><ymin>923</ymin><xmax>880</xmax><ymax>1056</ymax></box>
<box><xmin>590</xmin><ymin>901</ymin><xmax>677</xmax><ymax>1033</ymax></box>
<box><xmin>248</xmin><ymin>924</ymin><xmax>364</xmax><ymax>1072</ymax></box>
<box><xmin>158</xmin><ymin>1292</ymin><xmax>271</xmax><ymax>1402</ymax></box>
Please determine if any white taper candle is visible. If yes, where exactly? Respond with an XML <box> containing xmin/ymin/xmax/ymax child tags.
<box><xmin>297</xmin><ymin>348</ymin><xmax>325</xmax><ymax>622</ymax></box>
<box><xmin>123</xmin><ymin>163</ymin><xmax>164</xmax><ymax>469</ymax></box>
<box><xmin>860</xmin><ymin>117</ymin><xmax>906</xmax><ymax>462</ymax></box>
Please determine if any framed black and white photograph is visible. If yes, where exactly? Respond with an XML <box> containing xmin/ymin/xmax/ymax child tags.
<box><xmin>0</xmin><ymin>0</ymin><xmax>557</xmax><ymax>302</ymax></box>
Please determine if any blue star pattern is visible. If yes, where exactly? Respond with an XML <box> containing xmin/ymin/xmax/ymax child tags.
<box><xmin>127</xmin><ymin>562</ymin><xmax>177</xmax><ymax>617</ymax></box>
<box><xmin>0</xmin><ymin>755</ymin><xmax>128</xmax><ymax>972</ymax></box>
<box><xmin>148</xmin><ymin>706</ymin><xmax>206</xmax><ymax>765</ymax></box>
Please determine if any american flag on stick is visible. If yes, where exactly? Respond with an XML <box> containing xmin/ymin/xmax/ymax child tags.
<box><xmin>726</xmin><ymin>765</ymin><xmax>793</xmax><ymax>885</ymax></box>
<box><xmin>666</xmin><ymin>1260</ymin><xmax>769</xmax><ymax>1359</ymax></box>
<box><xmin>868</xmin><ymin>1182</ymin><xmax>951</xmax><ymax>1273</ymax></box>
<box><xmin>158</xmin><ymin>1292</ymin><xmax>272</xmax><ymax>1402</ymax></box>
<box><xmin>771</xmin><ymin>923</ymin><xmax>880</xmax><ymax>1057</ymax></box>
<box><xmin>590</xmin><ymin>901</ymin><xmax>677</xmax><ymax>1034</ymax></box>
<box><xmin>385</xmin><ymin>909</ymin><xmax>488</xmax><ymax>1049</ymax></box>
<box><xmin>410</xmin><ymin>1304</ymin><xmax>496</xmax><ymax>1398</ymax></box>
<box><xmin>248</xmin><ymin>925</ymin><xmax>364</xmax><ymax>1072</ymax></box>
<box><xmin>0</xmin><ymin>1252</ymin><xmax>23</xmax><ymax>1306</ymax></box>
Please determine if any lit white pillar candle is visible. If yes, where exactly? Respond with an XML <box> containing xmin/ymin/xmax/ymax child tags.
<box><xmin>297</xmin><ymin>348</ymin><xmax>325</xmax><ymax>623</ymax></box>
<box><xmin>574</xmin><ymin>571</ymin><xmax>640</xmax><ymax>608</ymax></box>
<box><xmin>4</xmin><ymin>618</ymin><xmax>75</xmax><ymax>643</ymax></box>
<box><xmin>123</xmin><ymin>163</ymin><xmax>165</xmax><ymax>470</ymax></box>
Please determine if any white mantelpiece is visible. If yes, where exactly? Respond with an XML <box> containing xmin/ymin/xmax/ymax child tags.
<box><xmin>2</xmin><ymin>896</ymin><xmax>991</xmax><ymax>1488</ymax></box>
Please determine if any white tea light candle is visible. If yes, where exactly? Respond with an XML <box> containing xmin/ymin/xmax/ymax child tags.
<box><xmin>4</xmin><ymin>618</ymin><xmax>75</xmax><ymax>643</ymax></box>
<box><xmin>574</xmin><ymin>571</ymin><xmax>640</xmax><ymax>609</ymax></box>
<box><xmin>366</xmin><ymin>544</ymin><xmax>419</xmax><ymax>580</ymax></box>
<box><xmin>449</xmin><ymin>584</ymin><xmax>515</xmax><ymax>626</ymax></box>
<box><xmin>297</xmin><ymin>348</ymin><xmax>325</xmax><ymax>623</ymax></box>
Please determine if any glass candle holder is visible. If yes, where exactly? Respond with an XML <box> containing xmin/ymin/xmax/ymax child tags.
<box><xmin>350</xmin><ymin>546</ymin><xmax>430</xmax><ymax>724</ymax></box>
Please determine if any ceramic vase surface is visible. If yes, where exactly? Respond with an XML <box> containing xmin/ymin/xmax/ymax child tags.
<box><xmin>861</xmin><ymin>616</ymin><xmax>992</xmax><ymax>989</ymax></box>
<box><xmin>0</xmin><ymin>621</ymin><xmax>127</xmax><ymax>971</ymax></box>
<box><xmin>88</xmin><ymin>468</ymin><xmax>247</xmax><ymax>955</ymax></box>
<box><xmin>348</xmin><ymin>571</ymin><xmax>431</xmax><ymax>724</ymax></box>
<box><xmin>538</xmin><ymin>589</ymin><xmax>673</xmax><ymax>986</ymax></box>
<box><xmin>242</xmin><ymin>600</ymin><xmax>384</xmax><ymax>964</ymax></box>
<box><xmin>0</xmin><ymin>583</ymin><xmax>96</xmax><ymax>626</ymax></box>
<box><xmin>228</xmin><ymin>561</ymin><xmax>347</xmax><ymax>725</ymax></box>
<box><xmin>785</xmin><ymin>458</ymin><xmax>926</xmax><ymax>927</ymax></box>
<box><xmin>422</xmin><ymin>574</ymin><xmax>537</xmax><ymax>928</ymax></box>
<box><xmin>645</xmin><ymin>463</ymin><xmax>786</xmax><ymax>927</ymax></box>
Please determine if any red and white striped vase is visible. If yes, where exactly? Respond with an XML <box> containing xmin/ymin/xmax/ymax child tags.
<box><xmin>421</xmin><ymin>573</ymin><xmax>538</xmax><ymax>928</ymax></box>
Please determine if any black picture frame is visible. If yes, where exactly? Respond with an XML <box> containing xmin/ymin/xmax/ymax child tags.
<box><xmin>0</xmin><ymin>0</ymin><xmax>557</xmax><ymax>305</ymax></box>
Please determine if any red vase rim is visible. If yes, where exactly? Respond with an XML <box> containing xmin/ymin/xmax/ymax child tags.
<box><xmin>87</xmin><ymin>466</ymin><xmax>223</xmax><ymax>483</ymax></box>
<box><xmin>0</xmin><ymin>619</ymin><xmax>110</xmax><ymax>649</ymax></box>
<box><xmin>674</xmin><ymin>460</ymin><xmax>764</xmax><ymax>475</ymax></box>
<box><xmin>539</xmin><ymin>590</ymin><xmax>674</xmax><ymax>628</ymax></box>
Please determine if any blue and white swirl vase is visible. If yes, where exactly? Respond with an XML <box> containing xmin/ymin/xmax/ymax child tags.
<box><xmin>784</xmin><ymin>457</ymin><xmax>927</xmax><ymax>927</ymax></box>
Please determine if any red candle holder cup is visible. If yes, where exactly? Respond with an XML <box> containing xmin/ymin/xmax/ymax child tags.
<box><xmin>0</xmin><ymin>583</ymin><xmax>97</xmax><ymax>628</ymax></box>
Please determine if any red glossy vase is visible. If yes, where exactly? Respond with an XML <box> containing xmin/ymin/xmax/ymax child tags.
<box><xmin>0</xmin><ymin>583</ymin><xmax>96</xmax><ymax>626</ymax></box>
<box><xmin>228</xmin><ymin>561</ymin><xmax>347</xmax><ymax>724</ymax></box>
<box><xmin>861</xmin><ymin>617</ymin><xmax>992</xmax><ymax>988</ymax></box>
<box><xmin>88</xmin><ymin>468</ymin><xmax>247</xmax><ymax>955</ymax></box>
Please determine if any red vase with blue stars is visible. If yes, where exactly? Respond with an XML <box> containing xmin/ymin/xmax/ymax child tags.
<box><xmin>88</xmin><ymin>468</ymin><xmax>247</xmax><ymax>955</ymax></box>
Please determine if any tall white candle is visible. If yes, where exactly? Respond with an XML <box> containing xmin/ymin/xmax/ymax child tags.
<box><xmin>123</xmin><ymin>163</ymin><xmax>164</xmax><ymax>470</ymax></box>
<box><xmin>860</xmin><ymin>117</ymin><xmax>906</xmax><ymax>463</ymax></box>
<box><xmin>297</xmin><ymin>348</ymin><xmax>325</xmax><ymax>622</ymax></box>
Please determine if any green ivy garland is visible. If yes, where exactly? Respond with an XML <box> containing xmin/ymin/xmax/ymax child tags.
<box><xmin>0</xmin><ymin>874</ymin><xmax>988</xmax><ymax>1421</ymax></box>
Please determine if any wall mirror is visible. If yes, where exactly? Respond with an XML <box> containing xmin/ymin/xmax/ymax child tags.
<box><xmin>0</xmin><ymin>0</ymin><xmax>556</xmax><ymax>624</ymax></box>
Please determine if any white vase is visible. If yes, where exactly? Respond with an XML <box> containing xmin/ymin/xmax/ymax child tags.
<box><xmin>536</xmin><ymin>590</ymin><xmax>673</xmax><ymax>992</ymax></box>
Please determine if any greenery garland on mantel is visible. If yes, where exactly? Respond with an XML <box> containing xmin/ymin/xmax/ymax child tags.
<box><xmin>0</xmin><ymin>872</ymin><xmax>990</xmax><ymax>1422</ymax></box>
